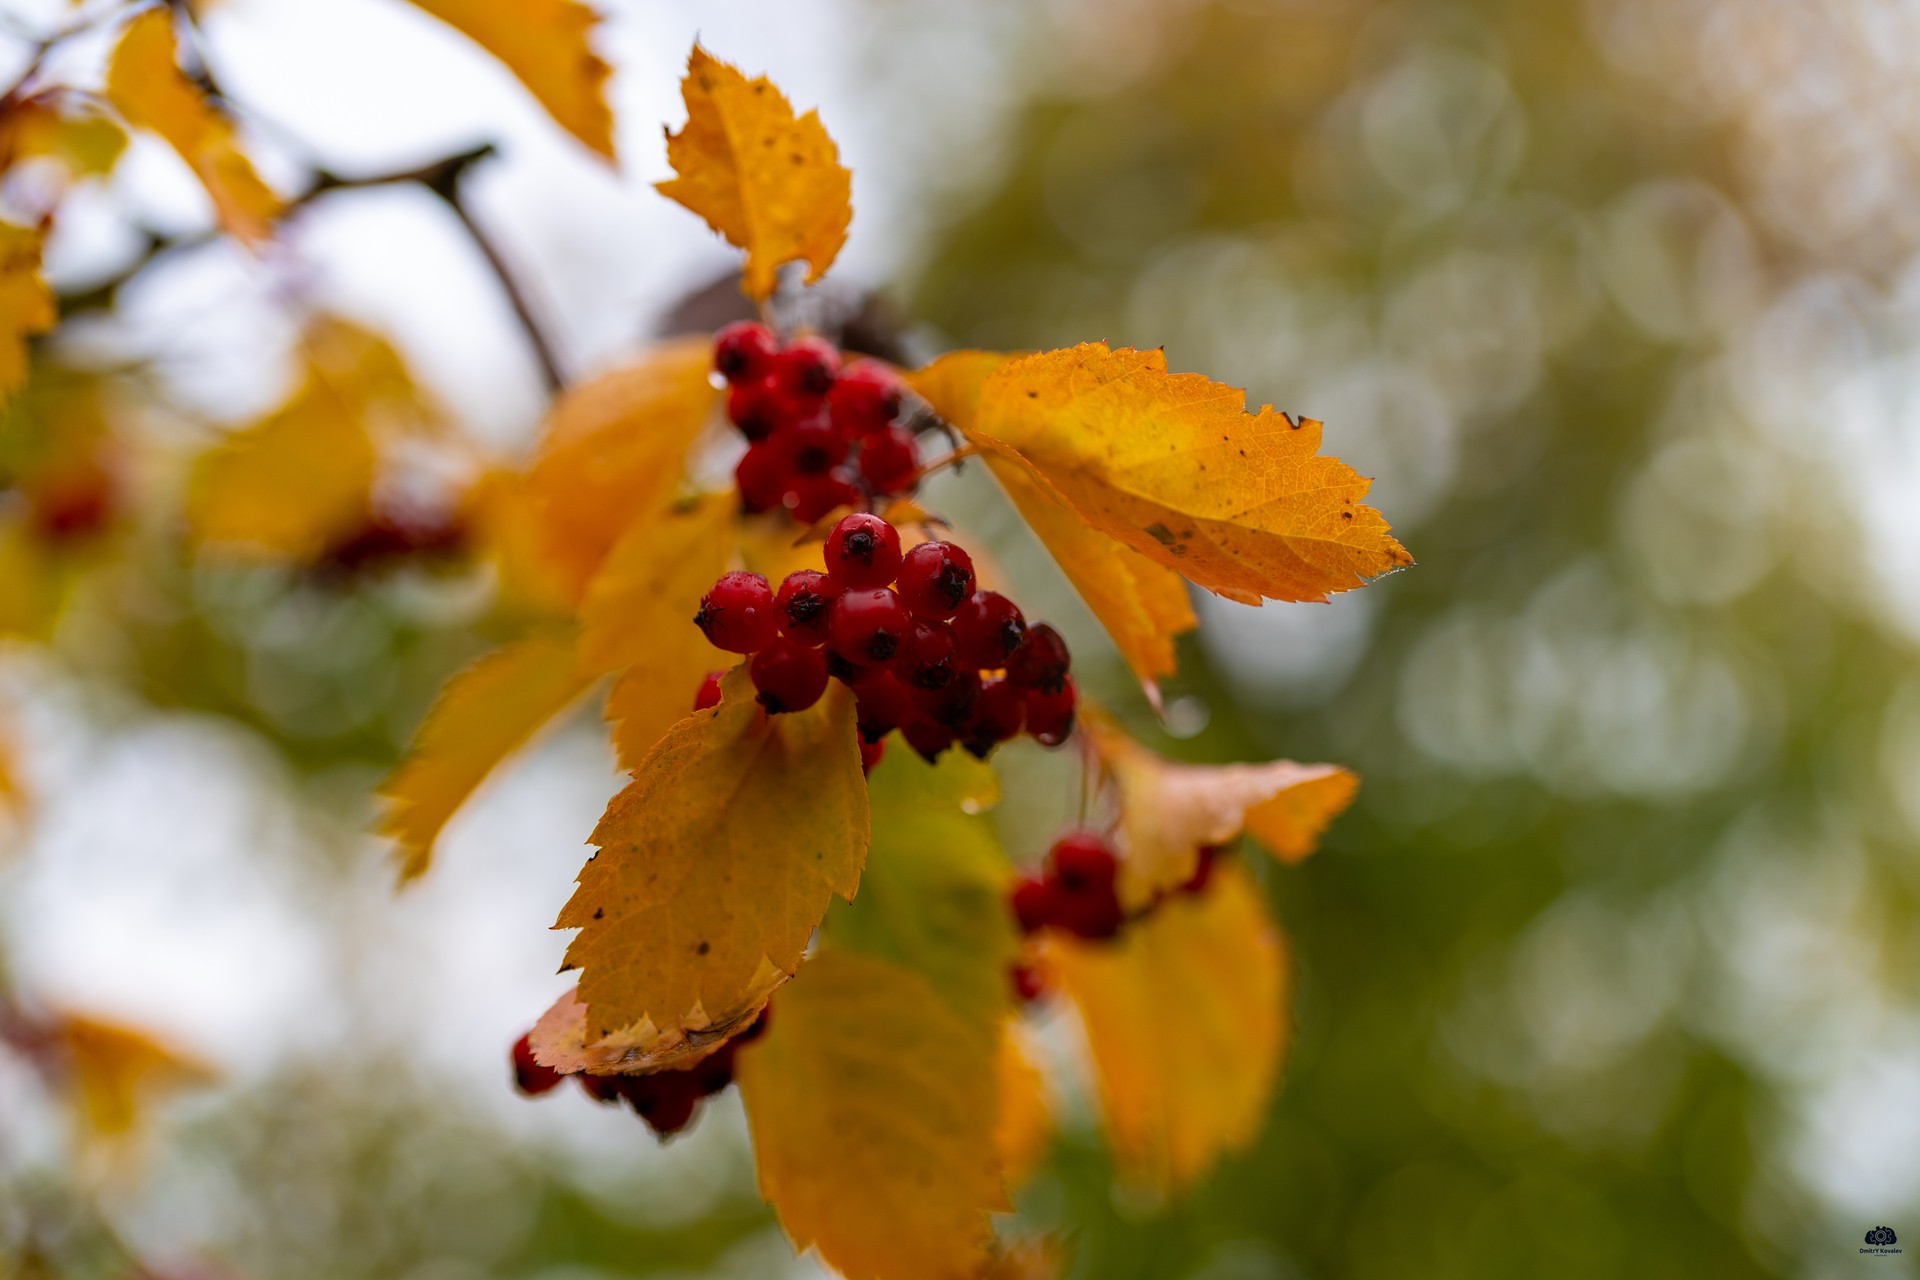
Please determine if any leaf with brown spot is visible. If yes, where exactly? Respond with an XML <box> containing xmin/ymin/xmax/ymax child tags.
<box><xmin>407</xmin><ymin>0</ymin><xmax>615</xmax><ymax>160</ymax></box>
<box><xmin>557</xmin><ymin>665</ymin><xmax>867</xmax><ymax>1039</ymax></box>
<box><xmin>527</xmin><ymin>982</ymin><xmax>780</xmax><ymax>1076</ymax></box>
<box><xmin>656</xmin><ymin>45</ymin><xmax>851</xmax><ymax>300</ymax></box>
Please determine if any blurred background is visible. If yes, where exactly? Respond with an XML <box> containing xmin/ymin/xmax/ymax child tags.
<box><xmin>4</xmin><ymin>0</ymin><xmax>1920</xmax><ymax>1276</ymax></box>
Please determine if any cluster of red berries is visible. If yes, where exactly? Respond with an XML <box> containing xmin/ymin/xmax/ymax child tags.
<box><xmin>714</xmin><ymin>322</ymin><xmax>921</xmax><ymax>523</ymax></box>
<box><xmin>511</xmin><ymin>1010</ymin><xmax>769</xmax><ymax>1139</ymax></box>
<box><xmin>692</xmin><ymin>512</ymin><xmax>1078</xmax><ymax>763</ymax></box>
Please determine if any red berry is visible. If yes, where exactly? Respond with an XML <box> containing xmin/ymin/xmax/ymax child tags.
<box><xmin>735</xmin><ymin>1007</ymin><xmax>772</xmax><ymax>1044</ymax></box>
<box><xmin>776</xmin><ymin>569</ymin><xmax>840</xmax><ymax>646</ymax></box>
<box><xmin>1024</xmin><ymin>677</ymin><xmax>1076</xmax><ymax>747</ymax></box>
<box><xmin>827</xmin><ymin>361</ymin><xmax>904</xmax><ymax>436</ymax></box>
<box><xmin>891</xmin><ymin>619</ymin><xmax>958</xmax><ymax>690</ymax></box>
<box><xmin>734</xmin><ymin>439</ymin><xmax>791</xmax><ymax>513</ymax></box>
<box><xmin>952</xmin><ymin>591</ymin><xmax>1027</xmax><ymax>668</ymax></box>
<box><xmin>785</xmin><ymin>414</ymin><xmax>847</xmax><ymax>475</ymax></box>
<box><xmin>824</xmin><ymin>647</ymin><xmax>867</xmax><ymax>683</ymax></box>
<box><xmin>692</xmin><ymin>670</ymin><xmax>725</xmax><ymax>711</ymax></box>
<box><xmin>695</xmin><ymin>571</ymin><xmax>777</xmax><ymax>653</ymax></box>
<box><xmin>714</xmin><ymin>321</ymin><xmax>778</xmax><ymax>382</ymax></box>
<box><xmin>1047</xmin><ymin>832</ymin><xmax>1118</xmax><ymax>893</ymax></box>
<box><xmin>895</xmin><ymin>541</ymin><xmax>977</xmax><ymax>620</ymax></box>
<box><xmin>1006</xmin><ymin>623</ymin><xmax>1071</xmax><ymax>695</ymax></box>
<box><xmin>512</xmin><ymin>1032</ymin><xmax>565</xmax><ymax>1096</ymax></box>
<box><xmin>829</xmin><ymin>586</ymin><xmax>910</xmax><ymax>663</ymax></box>
<box><xmin>750</xmin><ymin>638</ymin><xmax>829</xmax><ymax>713</ymax></box>
<box><xmin>901</xmin><ymin>715</ymin><xmax>955</xmax><ymax>763</ymax></box>
<box><xmin>824</xmin><ymin>513</ymin><xmax>903</xmax><ymax>588</ymax></box>
<box><xmin>852</xmin><ymin>669</ymin><xmax>912</xmax><ymax>742</ymax></box>
<box><xmin>787</xmin><ymin>469</ymin><xmax>861</xmax><ymax>524</ymax></box>
<box><xmin>726</xmin><ymin>375</ymin><xmax>785</xmax><ymax>441</ymax></box>
<box><xmin>774</xmin><ymin>337</ymin><xmax>841</xmax><ymax>399</ymax></box>
<box><xmin>1051</xmin><ymin>884</ymin><xmax>1125</xmax><ymax>941</ymax></box>
<box><xmin>577</xmin><ymin>1072</ymin><xmax>625</xmax><ymax>1104</ymax></box>
<box><xmin>860</xmin><ymin>737</ymin><xmax>885</xmax><ymax>774</ymax></box>
<box><xmin>960</xmin><ymin>677</ymin><xmax>1024</xmax><ymax>758</ymax></box>
<box><xmin>624</xmin><ymin>1071</ymin><xmax>703</xmax><ymax>1137</ymax></box>
<box><xmin>857</xmin><ymin>425</ymin><xmax>920</xmax><ymax>494</ymax></box>
<box><xmin>1011</xmin><ymin>963</ymin><xmax>1046</xmax><ymax>1003</ymax></box>
<box><xmin>1009</xmin><ymin>877</ymin><xmax>1057</xmax><ymax>934</ymax></box>
<box><xmin>916</xmin><ymin>667</ymin><xmax>981</xmax><ymax>730</ymax></box>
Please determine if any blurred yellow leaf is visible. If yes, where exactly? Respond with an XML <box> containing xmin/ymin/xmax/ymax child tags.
<box><xmin>557</xmin><ymin>665</ymin><xmax>868</xmax><ymax>1039</ymax></box>
<box><xmin>737</xmin><ymin>950</ymin><xmax>1006</xmax><ymax>1280</ymax></box>
<box><xmin>916</xmin><ymin>344</ymin><xmax>1411</xmax><ymax>605</ymax></box>
<box><xmin>507</xmin><ymin>337</ymin><xmax>719</xmax><ymax>608</ymax></box>
<box><xmin>995</xmin><ymin>1022</ymin><xmax>1052</xmax><ymax>1189</ymax></box>
<box><xmin>1084</xmin><ymin>712</ymin><xmax>1357</xmax><ymax>907</ymax></box>
<box><xmin>407</xmin><ymin>0</ymin><xmax>615</xmax><ymax>160</ymax></box>
<box><xmin>0</xmin><ymin>222</ymin><xmax>53</xmax><ymax>402</ymax></box>
<box><xmin>378</xmin><ymin>632</ymin><xmax>592</xmax><ymax>881</ymax></box>
<box><xmin>55</xmin><ymin>1013</ymin><xmax>214</xmax><ymax>1146</ymax></box>
<box><xmin>104</xmin><ymin>9</ymin><xmax>282</xmax><ymax>244</ymax></box>
<box><xmin>0</xmin><ymin>516</ymin><xmax>62</xmax><ymax>638</ymax></box>
<box><xmin>579</xmin><ymin>494</ymin><xmax>737</xmax><ymax>769</ymax></box>
<box><xmin>527</xmin><ymin>982</ymin><xmax>777</xmax><ymax>1077</ymax></box>
<box><xmin>1049</xmin><ymin>864</ymin><xmax>1287</xmax><ymax>1194</ymax></box>
<box><xmin>657</xmin><ymin>45</ymin><xmax>851</xmax><ymax>300</ymax></box>
<box><xmin>0</xmin><ymin>95</ymin><xmax>127</xmax><ymax>180</ymax></box>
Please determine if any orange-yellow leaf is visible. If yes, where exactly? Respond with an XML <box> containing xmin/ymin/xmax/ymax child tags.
<box><xmin>378</xmin><ymin>632</ymin><xmax>592</xmax><ymax>880</ymax></box>
<box><xmin>1084</xmin><ymin>713</ymin><xmax>1355</xmax><ymax>907</ymax></box>
<box><xmin>104</xmin><ymin>10</ymin><xmax>282</xmax><ymax>243</ymax></box>
<box><xmin>657</xmin><ymin>45</ymin><xmax>851</xmax><ymax>300</ymax></box>
<box><xmin>578</xmin><ymin>494</ymin><xmax>738</xmax><ymax>768</ymax></box>
<box><xmin>995</xmin><ymin>1022</ymin><xmax>1052</xmax><ymax>1188</ymax></box>
<box><xmin>506</xmin><ymin>337</ymin><xmax>719</xmax><ymax>608</ymax></box>
<box><xmin>557</xmin><ymin>666</ymin><xmax>867</xmax><ymax>1039</ymax></box>
<box><xmin>737</xmin><ymin>950</ymin><xmax>1005</xmax><ymax>1280</ymax></box>
<box><xmin>527</xmin><ymin>983</ymin><xmax>777</xmax><ymax>1076</ymax></box>
<box><xmin>0</xmin><ymin>94</ymin><xmax>127</xmax><ymax>180</ymax></box>
<box><xmin>919</xmin><ymin>344</ymin><xmax>1411</xmax><ymax>605</ymax></box>
<box><xmin>406</xmin><ymin>0</ymin><xmax>615</xmax><ymax>160</ymax></box>
<box><xmin>1049</xmin><ymin>864</ymin><xmax>1287</xmax><ymax>1194</ymax></box>
<box><xmin>0</xmin><ymin>222</ymin><xmax>54</xmax><ymax>402</ymax></box>
<box><xmin>54</xmin><ymin>1013</ymin><xmax>215</xmax><ymax>1145</ymax></box>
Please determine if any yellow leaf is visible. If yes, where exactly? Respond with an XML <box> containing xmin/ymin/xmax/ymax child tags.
<box><xmin>657</xmin><ymin>45</ymin><xmax>852</xmax><ymax>300</ymax></box>
<box><xmin>0</xmin><ymin>515</ymin><xmax>62</xmax><ymax>639</ymax></box>
<box><xmin>104</xmin><ymin>10</ymin><xmax>282</xmax><ymax>244</ymax></box>
<box><xmin>378</xmin><ymin>632</ymin><xmax>592</xmax><ymax>881</ymax></box>
<box><xmin>1049</xmin><ymin>864</ymin><xmax>1287</xmax><ymax>1194</ymax></box>
<box><xmin>995</xmin><ymin>1022</ymin><xmax>1052</xmax><ymax>1189</ymax></box>
<box><xmin>407</xmin><ymin>0</ymin><xmax>615</xmax><ymax>160</ymax></box>
<box><xmin>737</xmin><ymin>950</ymin><xmax>1006</xmax><ymax>1280</ymax></box>
<box><xmin>0</xmin><ymin>95</ymin><xmax>127</xmax><ymax>180</ymax></box>
<box><xmin>578</xmin><ymin>494</ymin><xmax>738</xmax><ymax>769</ymax></box>
<box><xmin>54</xmin><ymin>1013</ymin><xmax>214</xmax><ymax>1145</ymax></box>
<box><xmin>918</xmin><ymin>344</ymin><xmax>1411</xmax><ymax>605</ymax></box>
<box><xmin>0</xmin><ymin>222</ymin><xmax>54</xmax><ymax>402</ymax></box>
<box><xmin>1084</xmin><ymin>713</ymin><xmax>1357</xmax><ymax>907</ymax></box>
<box><xmin>557</xmin><ymin>665</ymin><xmax>867</xmax><ymax>1039</ymax></box>
<box><xmin>506</xmin><ymin>337</ymin><xmax>719</xmax><ymax>608</ymax></box>
<box><xmin>527</xmin><ymin>983</ymin><xmax>777</xmax><ymax>1077</ymax></box>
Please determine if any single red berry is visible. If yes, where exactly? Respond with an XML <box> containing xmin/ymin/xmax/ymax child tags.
<box><xmin>852</xmin><ymin>669</ymin><xmax>912</xmax><ymax>742</ymax></box>
<box><xmin>625</xmin><ymin>1072</ymin><xmax>702</xmax><ymax>1137</ymax></box>
<box><xmin>1009</xmin><ymin>877</ymin><xmax>1058</xmax><ymax>935</ymax></box>
<box><xmin>1047</xmin><ymin>832</ymin><xmax>1118</xmax><ymax>894</ymax></box>
<box><xmin>827</xmin><ymin>361</ymin><xmax>905</xmax><ymax>437</ymax></box>
<box><xmin>776</xmin><ymin>569</ymin><xmax>840</xmax><ymax>645</ymax></box>
<box><xmin>714</xmin><ymin>321</ymin><xmax>779</xmax><ymax>382</ymax></box>
<box><xmin>895</xmin><ymin>541</ymin><xmax>977</xmax><ymax>620</ymax></box>
<box><xmin>1024</xmin><ymin>676</ymin><xmax>1077</xmax><ymax>747</ymax></box>
<box><xmin>692</xmin><ymin>670</ymin><xmax>725</xmax><ymax>711</ymax></box>
<box><xmin>824</xmin><ymin>512</ymin><xmax>903</xmax><ymax>588</ymax></box>
<box><xmin>860</xmin><ymin>736</ymin><xmax>886</xmax><ymax>774</ymax></box>
<box><xmin>577</xmin><ymin>1072</ymin><xmax>625</xmax><ymax>1104</ymax></box>
<box><xmin>829</xmin><ymin>586</ymin><xmax>910</xmax><ymax>663</ymax></box>
<box><xmin>1006</xmin><ymin>622</ymin><xmax>1071</xmax><ymax>695</ymax></box>
<box><xmin>960</xmin><ymin>677</ymin><xmax>1025</xmax><ymax>759</ymax></box>
<box><xmin>726</xmin><ymin>375</ymin><xmax>785</xmax><ymax>441</ymax></box>
<box><xmin>512</xmin><ymin>1032</ymin><xmax>565</xmax><ymax>1096</ymax></box>
<box><xmin>1182</xmin><ymin>845</ymin><xmax>1223</xmax><ymax>895</ymax></box>
<box><xmin>734</xmin><ymin>439</ymin><xmax>791</xmax><ymax>513</ymax></box>
<box><xmin>695</xmin><ymin>571</ymin><xmax>777</xmax><ymax>653</ymax></box>
<box><xmin>857</xmin><ymin>425</ymin><xmax>920</xmax><ymax>494</ymax></box>
<box><xmin>774</xmin><ymin>337</ymin><xmax>841</xmax><ymax>399</ymax></box>
<box><xmin>891</xmin><ymin>619</ymin><xmax>958</xmax><ymax>690</ymax></box>
<box><xmin>1011</xmin><ymin>963</ymin><xmax>1047</xmax><ymax>1003</ymax></box>
<box><xmin>901</xmin><ymin>715</ymin><xmax>955</xmax><ymax>763</ymax></box>
<box><xmin>952</xmin><ymin>591</ymin><xmax>1027</xmax><ymax>668</ymax></box>
<box><xmin>916</xmin><ymin>667</ymin><xmax>981</xmax><ymax>730</ymax></box>
<box><xmin>1051</xmin><ymin>883</ymin><xmax>1125</xmax><ymax>941</ymax></box>
<box><xmin>750</xmin><ymin>638</ymin><xmax>829</xmax><ymax>713</ymax></box>
<box><xmin>787</xmin><ymin>469</ymin><xmax>861</xmax><ymax>524</ymax></box>
<box><xmin>785</xmin><ymin>414</ymin><xmax>847</xmax><ymax>475</ymax></box>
